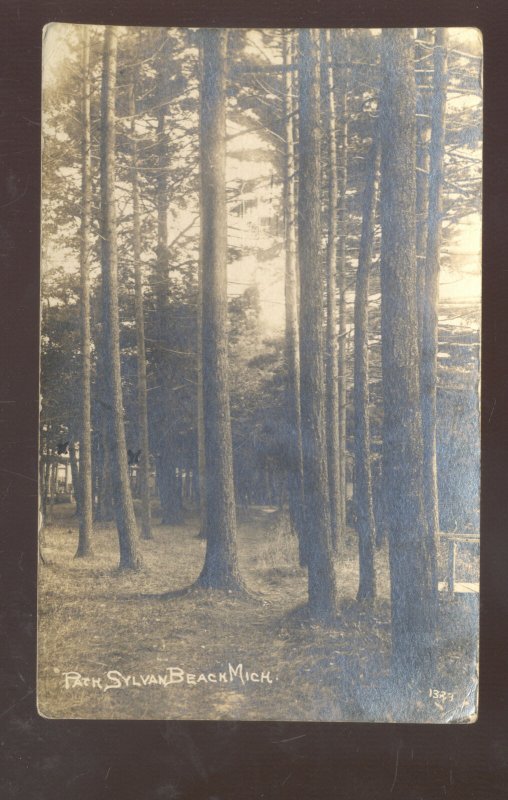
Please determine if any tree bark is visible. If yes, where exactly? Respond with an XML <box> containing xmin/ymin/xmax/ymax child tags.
<box><xmin>282</xmin><ymin>29</ymin><xmax>305</xmax><ymax>557</ymax></box>
<box><xmin>129</xmin><ymin>79</ymin><xmax>152</xmax><ymax>540</ymax></box>
<box><xmin>376</xmin><ymin>28</ymin><xmax>430</xmax><ymax>547</ymax></box>
<box><xmin>415</xmin><ymin>28</ymin><xmax>433</xmax><ymax>343</ymax></box>
<box><xmin>379</xmin><ymin>27</ymin><xmax>433</xmax><ymax>555</ymax></box>
<box><xmin>155</xmin><ymin>107</ymin><xmax>170</xmax><ymax>314</ymax></box>
<box><xmin>379</xmin><ymin>28</ymin><xmax>436</xmax><ymax>676</ymax></box>
<box><xmin>196</xmin><ymin>221</ymin><xmax>207</xmax><ymax>538</ymax></box>
<box><xmin>335</xmin><ymin>29</ymin><xmax>349</xmax><ymax>541</ymax></box>
<box><xmin>68</xmin><ymin>439</ymin><xmax>81</xmax><ymax>517</ymax></box>
<box><xmin>96</xmin><ymin>411</ymin><xmax>114</xmax><ymax>522</ymax></box>
<box><xmin>353</xmin><ymin>138</ymin><xmax>380</xmax><ymax>602</ymax></box>
<box><xmin>100</xmin><ymin>26</ymin><xmax>141</xmax><ymax>570</ymax></box>
<box><xmin>422</xmin><ymin>28</ymin><xmax>448</xmax><ymax>567</ymax></box>
<box><xmin>39</xmin><ymin>453</ymin><xmax>46</xmax><ymax>527</ymax></box>
<box><xmin>48</xmin><ymin>460</ymin><xmax>57</xmax><ymax>521</ymax></box>
<box><xmin>322</xmin><ymin>29</ymin><xmax>342</xmax><ymax>554</ymax></box>
<box><xmin>153</xmin><ymin>75</ymin><xmax>183</xmax><ymax>527</ymax></box>
<box><xmin>298</xmin><ymin>28</ymin><xmax>338</xmax><ymax>619</ymax></box>
<box><xmin>197</xmin><ymin>29</ymin><xmax>244</xmax><ymax>592</ymax></box>
<box><xmin>40</xmin><ymin>441</ymin><xmax>50</xmax><ymax>526</ymax></box>
<box><xmin>75</xmin><ymin>27</ymin><xmax>94</xmax><ymax>558</ymax></box>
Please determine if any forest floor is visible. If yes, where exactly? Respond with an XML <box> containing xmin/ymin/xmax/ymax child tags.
<box><xmin>38</xmin><ymin>503</ymin><xmax>478</xmax><ymax>723</ymax></box>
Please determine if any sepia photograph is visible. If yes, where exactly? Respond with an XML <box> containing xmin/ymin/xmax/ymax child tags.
<box><xmin>38</xmin><ymin>25</ymin><xmax>481</xmax><ymax>722</ymax></box>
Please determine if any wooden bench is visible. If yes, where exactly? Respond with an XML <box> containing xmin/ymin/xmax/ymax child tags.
<box><xmin>437</xmin><ymin>532</ymin><xmax>480</xmax><ymax>595</ymax></box>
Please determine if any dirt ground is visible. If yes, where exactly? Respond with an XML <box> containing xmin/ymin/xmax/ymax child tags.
<box><xmin>37</xmin><ymin>504</ymin><xmax>478</xmax><ymax>723</ymax></box>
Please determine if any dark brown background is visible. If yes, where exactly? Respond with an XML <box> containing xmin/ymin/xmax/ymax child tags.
<box><xmin>1</xmin><ymin>1</ymin><xmax>506</xmax><ymax>797</ymax></box>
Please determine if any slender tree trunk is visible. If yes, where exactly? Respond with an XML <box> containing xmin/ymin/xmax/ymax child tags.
<box><xmin>154</xmin><ymin>107</ymin><xmax>170</xmax><ymax>315</ymax></box>
<box><xmin>322</xmin><ymin>29</ymin><xmax>341</xmax><ymax>554</ymax></box>
<box><xmin>153</xmin><ymin>37</ymin><xmax>171</xmax><ymax>318</ymax></box>
<box><xmin>75</xmin><ymin>27</ymin><xmax>94</xmax><ymax>558</ymax></box>
<box><xmin>68</xmin><ymin>439</ymin><xmax>81</xmax><ymax>517</ymax></box>
<box><xmin>298</xmin><ymin>28</ymin><xmax>338</xmax><ymax>619</ymax></box>
<box><xmin>129</xmin><ymin>80</ymin><xmax>152</xmax><ymax>540</ymax></box>
<box><xmin>196</xmin><ymin>27</ymin><xmax>207</xmax><ymax>535</ymax></box>
<box><xmin>43</xmin><ymin>456</ymin><xmax>51</xmax><ymax>522</ymax></box>
<box><xmin>196</xmin><ymin>228</ymin><xmax>208</xmax><ymax>538</ymax></box>
<box><xmin>100</xmin><ymin>26</ymin><xmax>141</xmax><ymax>570</ymax></box>
<box><xmin>379</xmin><ymin>28</ymin><xmax>435</xmax><ymax>676</ymax></box>
<box><xmin>48</xmin><ymin>460</ymin><xmax>57</xmax><ymax>521</ymax></box>
<box><xmin>335</xmin><ymin>30</ymin><xmax>349</xmax><ymax>541</ymax></box>
<box><xmin>153</xmin><ymin>87</ymin><xmax>183</xmax><ymax>527</ymax></box>
<box><xmin>158</xmin><ymin>447</ymin><xmax>183</xmax><ymax>525</ymax></box>
<box><xmin>354</xmin><ymin>138</ymin><xmax>380</xmax><ymax>602</ymax></box>
<box><xmin>415</xmin><ymin>28</ymin><xmax>433</xmax><ymax>342</ymax></box>
<box><xmin>96</xmin><ymin>411</ymin><xmax>114</xmax><ymax>522</ymax></box>
<box><xmin>197</xmin><ymin>29</ymin><xmax>244</xmax><ymax>592</ymax></box>
<box><xmin>282</xmin><ymin>29</ymin><xmax>305</xmax><ymax>556</ymax></box>
<box><xmin>91</xmin><ymin>427</ymin><xmax>99</xmax><ymax>517</ymax></box>
<box><xmin>39</xmin><ymin>448</ymin><xmax>48</xmax><ymax>526</ymax></box>
<box><xmin>39</xmin><ymin>456</ymin><xmax>45</xmax><ymax>527</ymax></box>
<box><xmin>39</xmin><ymin>452</ymin><xmax>48</xmax><ymax>558</ymax></box>
<box><xmin>422</xmin><ymin>28</ymin><xmax>448</xmax><ymax>571</ymax></box>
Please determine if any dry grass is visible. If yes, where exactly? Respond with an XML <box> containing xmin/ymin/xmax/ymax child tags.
<box><xmin>252</xmin><ymin>509</ymin><xmax>301</xmax><ymax>574</ymax></box>
<box><xmin>37</xmin><ymin>504</ymin><xmax>478</xmax><ymax>722</ymax></box>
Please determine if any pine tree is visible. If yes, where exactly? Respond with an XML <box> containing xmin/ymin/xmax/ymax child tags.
<box><xmin>282</xmin><ymin>29</ymin><xmax>305</xmax><ymax>557</ymax></box>
<box><xmin>322</xmin><ymin>29</ymin><xmax>342</xmax><ymax>554</ymax></box>
<box><xmin>422</xmin><ymin>28</ymin><xmax>448</xmax><ymax>561</ymax></box>
<box><xmin>75</xmin><ymin>26</ymin><xmax>94</xmax><ymax>558</ymax></box>
<box><xmin>298</xmin><ymin>29</ymin><xmax>338</xmax><ymax>618</ymax></box>
<box><xmin>335</xmin><ymin>29</ymin><xmax>350</xmax><ymax>542</ymax></box>
<box><xmin>197</xmin><ymin>29</ymin><xmax>244</xmax><ymax>592</ymax></box>
<box><xmin>99</xmin><ymin>26</ymin><xmax>141</xmax><ymax>571</ymax></box>
<box><xmin>379</xmin><ymin>28</ymin><xmax>435</xmax><ymax>674</ymax></box>
<box><xmin>129</xmin><ymin>76</ymin><xmax>152</xmax><ymax>541</ymax></box>
<box><xmin>353</xmin><ymin>138</ymin><xmax>380</xmax><ymax>602</ymax></box>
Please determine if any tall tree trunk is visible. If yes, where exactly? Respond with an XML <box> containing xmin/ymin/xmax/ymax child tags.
<box><xmin>298</xmin><ymin>28</ymin><xmax>338</xmax><ymax>619</ymax></box>
<box><xmin>129</xmin><ymin>79</ymin><xmax>152</xmax><ymax>540</ymax></box>
<box><xmin>375</xmin><ymin>28</ymin><xmax>434</xmax><ymax>553</ymax></box>
<box><xmin>197</xmin><ymin>29</ymin><xmax>244</xmax><ymax>592</ymax></box>
<box><xmin>322</xmin><ymin>29</ymin><xmax>341</xmax><ymax>554</ymax></box>
<box><xmin>422</xmin><ymin>28</ymin><xmax>448</xmax><ymax>568</ymax></box>
<box><xmin>335</xmin><ymin>30</ymin><xmax>349</xmax><ymax>540</ymax></box>
<box><xmin>379</xmin><ymin>28</ymin><xmax>435</xmax><ymax>676</ymax></box>
<box><xmin>415</xmin><ymin>28</ymin><xmax>433</xmax><ymax>342</ymax></box>
<box><xmin>100</xmin><ymin>26</ymin><xmax>141</xmax><ymax>570</ymax></box>
<box><xmin>153</xmin><ymin>80</ymin><xmax>183</xmax><ymax>527</ymax></box>
<box><xmin>75</xmin><ymin>27</ymin><xmax>94</xmax><ymax>558</ymax></box>
<box><xmin>196</xmin><ymin>229</ymin><xmax>207</xmax><ymax>538</ymax></box>
<box><xmin>195</xmin><ymin>25</ymin><xmax>207</xmax><ymax>537</ymax></box>
<box><xmin>353</xmin><ymin>138</ymin><xmax>380</xmax><ymax>602</ymax></box>
<box><xmin>376</xmin><ymin>29</ymin><xmax>435</xmax><ymax>550</ymax></box>
<box><xmin>282</xmin><ymin>29</ymin><xmax>305</xmax><ymax>556</ymax></box>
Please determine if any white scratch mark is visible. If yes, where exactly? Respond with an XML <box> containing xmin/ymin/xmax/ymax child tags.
<box><xmin>390</xmin><ymin>745</ymin><xmax>401</xmax><ymax>793</ymax></box>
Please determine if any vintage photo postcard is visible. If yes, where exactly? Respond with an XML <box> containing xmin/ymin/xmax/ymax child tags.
<box><xmin>38</xmin><ymin>26</ymin><xmax>481</xmax><ymax>722</ymax></box>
